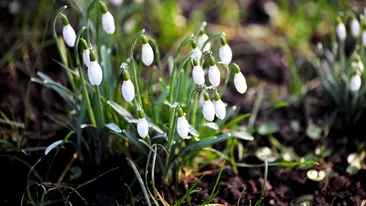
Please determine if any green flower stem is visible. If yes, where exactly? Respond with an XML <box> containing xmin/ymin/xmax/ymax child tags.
<box><xmin>147</xmin><ymin>37</ymin><xmax>165</xmax><ymax>87</ymax></box>
<box><xmin>218</xmin><ymin>62</ymin><xmax>231</xmax><ymax>96</ymax></box>
<box><xmin>52</xmin><ymin>6</ymin><xmax>77</xmax><ymax>92</ymax></box>
<box><xmin>168</xmin><ymin>34</ymin><xmax>194</xmax><ymax>103</ymax></box>
<box><xmin>187</xmin><ymin>88</ymin><xmax>199</xmax><ymax>122</ymax></box>
<box><xmin>75</xmin><ymin>27</ymin><xmax>97</xmax><ymax>126</ymax></box>
<box><xmin>130</xmin><ymin>29</ymin><xmax>146</xmax><ymax>109</ymax></box>
<box><xmin>96</xmin><ymin>3</ymin><xmax>102</xmax><ymax>62</ymax></box>
<box><xmin>85</xmin><ymin>0</ymin><xmax>99</xmax><ymax>43</ymax></box>
<box><xmin>200</xmin><ymin>50</ymin><xmax>213</xmax><ymax>66</ymax></box>
<box><xmin>202</xmin><ymin>32</ymin><xmax>226</xmax><ymax>53</ymax></box>
<box><xmin>95</xmin><ymin>85</ymin><xmax>105</xmax><ymax>127</ymax></box>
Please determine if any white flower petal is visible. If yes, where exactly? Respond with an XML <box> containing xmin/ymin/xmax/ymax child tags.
<box><xmin>350</xmin><ymin>19</ymin><xmax>360</xmax><ymax>38</ymax></box>
<box><xmin>362</xmin><ymin>31</ymin><xmax>366</xmax><ymax>47</ymax></box>
<box><xmin>62</xmin><ymin>24</ymin><xmax>76</xmax><ymax>47</ymax></box>
<box><xmin>102</xmin><ymin>11</ymin><xmax>115</xmax><ymax>34</ymax></box>
<box><xmin>203</xmin><ymin>100</ymin><xmax>215</xmax><ymax>122</ymax></box>
<box><xmin>177</xmin><ymin>116</ymin><xmax>189</xmax><ymax>139</ymax></box>
<box><xmin>208</xmin><ymin>65</ymin><xmax>220</xmax><ymax>87</ymax></box>
<box><xmin>219</xmin><ymin>44</ymin><xmax>232</xmax><ymax>65</ymax></box>
<box><xmin>137</xmin><ymin>117</ymin><xmax>149</xmax><ymax>138</ymax></box>
<box><xmin>350</xmin><ymin>74</ymin><xmax>361</xmax><ymax>92</ymax></box>
<box><xmin>234</xmin><ymin>72</ymin><xmax>247</xmax><ymax>94</ymax></box>
<box><xmin>82</xmin><ymin>49</ymin><xmax>90</xmax><ymax>67</ymax></box>
<box><xmin>197</xmin><ymin>34</ymin><xmax>210</xmax><ymax>52</ymax></box>
<box><xmin>88</xmin><ymin>61</ymin><xmax>103</xmax><ymax>86</ymax></box>
<box><xmin>142</xmin><ymin>43</ymin><xmax>154</xmax><ymax>66</ymax></box>
<box><xmin>192</xmin><ymin>65</ymin><xmax>205</xmax><ymax>85</ymax></box>
<box><xmin>109</xmin><ymin>0</ymin><xmax>123</xmax><ymax>6</ymax></box>
<box><xmin>122</xmin><ymin>79</ymin><xmax>135</xmax><ymax>102</ymax></box>
<box><xmin>336</xmin><ymin>23</ymin><xmax>346</xmax><ymax>41</ymax></box>
<box><xmin>214</xmin><ymin>99</ymin><xmax>226</xmax><ymax>120</ymax></box>
<box><xmin>191</xmin><ymin>47</ymin><xmax>202</xmax><ymax>63</ymax></box>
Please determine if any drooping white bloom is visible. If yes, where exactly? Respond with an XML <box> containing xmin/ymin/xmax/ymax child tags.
<box><xmin>214</xmin><ymin>99</ymin><xmax>226</xmax><ymax>120</ymax></box>
<box><xmin>362</xmin><ymin>31</ymin><xmax>366</xmax><ymax>47</ymax></box>
<box><xmin>177</xmin><ymin>108</ymin><xmax>189</xmax><ymax>139</ymax></box>
<box><xmin>202</xmin><ymin>92</ymin><xmax>215</xmax><ymax>122</ymax></box>
<box><xmin>141</xmin><ymin>37</ymin><xmax>154</xmax><ymax>66</ymax></box>
<box><xmin>192</xmin><ymin>59</ymin><xmax>205</xmax><ymax>85</ymax></box>
<box><xmin>197</xmin><ymin>33</ymin><xmax>210</xmax><ymax>52</ymax></box>
<box><xmin>219</xmin><ymin>44</ymin><xmax>232</xmax><ymax>65</ymax></box>
<box><xmin>336</xmin><ymin>21</ymin><xmax>346</xmax><ymax>41</ymax></box>
<box><xmin>62</xmin><ymin>24</ymin><xmax>76</xmax><ymax>48</ymax></box>
<box><xmin>122</xmin><ymin>79</ymin><xmax>135</xmax><ymax>102</ymax></box>
<box><xmin>191</xmin><ymin>47</ymin><xmax>202</xmax><ymax>63</ymax></box>
<box><xmin>110</xmin><ymin>0</ymin><xmax>123</xmax><ymax>6</ymax></box>
<box><xmin>350</xmin><ymin>74</ymin><xmax>361</xmax><ymax>92</ymax></box>
<box><xmin>208</xmin><ymin>56</ymin><xmax>220</xmax><ymax>87</ymax></box>
<box><xmin>100</xmin><ymin>0</ymin><xmax>115</xmax><ymax>34</ymax></box>
<box><xmin>234</xmin><ymin>72</ymin><xmax>247</xmax><ymax>94</ymax></box>
<box><xmin>233</xmin><ymin>64</ymin><xmax>247</xmax><ymax>94</ymax></box>
<box><xmin>137</xmin><ymin>117</ymin><xmax>149</xmax><ymax>138</ymax></box>
<box><xmin>82</xmin><ymin>49</ymin><xmax>90</xmax><ymax>67</ymax></box>
<box><xmin>350</xmin><ymin>18</ymin><xmax>360</xmax><ymax>38</ymax></box>
<box><xmin>88</xmin><ymin>61</ymin><xmax>103</xmax><ymax>86</ymax></box>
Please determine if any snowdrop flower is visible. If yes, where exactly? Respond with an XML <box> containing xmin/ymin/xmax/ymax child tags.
<box><xmin>350</xmin><ymin>73</ymin><xmax>361</xmax><ymax>92</ymax></box>
<box><xmin>61</xmin><ymin>14</ymin><xmax>76</xmax><ymax>47</ymax></box>
<box><xmin>233</xmin><ymin>63</ymin><xmax>247</xmax><ymax>94</ymax></box>
<box><xmin>352</xmin><ymin>56</ymin><xmax>364</xmax><ymax>73</ymax></box>
<box><xmin>192</xmin><ymin>58</ymin><xmax>205</xmax><ymax>85</ymax></box>
<box><xmin>202</xmin><ymin>92</ymin><xmax>215</xmax><ymax>122</ymax></box>
<box><xmin>350</xmin><ymin>16</ymin><xmax>360</xmax><ymax>38</ymax></box>
<box><xmin>336</xmin><ymin>17</ymin><xmax>346</xmax><ymax>41</ymax></box>
<box><xmin>141</xmin><ymin>35</ymin><xmax>154</xmax><ymax>66</ymax></box>
<box><xmin>219</xmin><ymin>36</ymin><xmax>232</xmax><ymax>65</ymax></box>
<box><xmin>363</xmin><ymin>30</ymin><xmax>366</xmax><ymax>47</ymax></box>
<box><xmin>100</xmin><ymin>1</ymin><xmax>115</xmax><ymax>34</ymax></box>
<box><xmin>208</xmin><ymin>56</ymin><xmax>220</xmax><ymax>87</ymax></box>
<box><xmin>191</xmin><ymin>41</ymin><xmax>202</xmax><ymax>63</ymax></box>
<box><xmin>213</xmin><ymin>91</ymin><xmax>226</xmax><ymax>120</ymax></box>
<box><xmin>177</xmin><ymin>107</ymin><xmax>189</xmax><ymax>139</ymax></box>
<box><xmin>137</xmin><ymin>110</ymin><xmax>149</xmax><ymax>138</ymax></box>
<box><xmin>88</xmin><ymin>50</ymin><xmax>103</xmax><ymax>86</ymax></box>
<box><xmin>80</xmin><ymin>38</ymin><xmax>90</xmax><ymax>67</ymax></box>
<box><xmin>121</xmin><ymin>69</ymin><xmax>135</xmax><ymax>102</ymax></box>
<box><xmin>109</xmin><ymin>0</ymin><xmax>123</xmax><ymax>6</ymax></box>
<box><xmin>197</xmin><ymin>29</ymin><xmax>210</xmax><ymax>52</ymax></box>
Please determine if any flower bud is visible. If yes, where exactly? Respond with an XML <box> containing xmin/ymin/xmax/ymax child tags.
<box><xmin>208</xmin><ymin>56</ymin><xmax>220</xmax><ymax>87</ymax></box>
<box><xmin>213</xmin><ymin>91</ymin><xmax>226</xmax><ymax>120</ymax></box>
<box><xmin>350</xmin><ymin>17</ymin><xmax>360</xmax><ymax>38</ymax></box>
<box><xmin>336</xmin><ymin>17</ymin><xmax>346</xmax><ymax>41</ymax></box>
<box><xmin>61</xmin><ymin>14</ymin><xmax>76</xmax><ymax>47</ymax></box>
<box><xmin>202</xmin><ymin>92</ymin><xmax>215</xmax><ymax>122</ymax></box>
<box><xmin>350</xmin><ymin>74</ymin><xmax>361</xmax><ymax>92</ymax></box>
<box><xmin>233</xmin><ymin>64</ymin><xmax>247</xmax><ymax>94</ymax></box>
<box><xmin>197</xmin><ymin>29</ymin><xmax>210</xmax><ymax>52</ymax></box>
<box><xmin>80</xmin><ymin>39</ymin><xmax>90</xmax><ymax>67</ymax></box>
<box><xmin>141</xmin><ymin>35</ymin><xmax>154</xmax><ymax>66</ymax></box>
<box><xmin>137</xmin><ymin>110</ymin><xmax>148</xmax><ymax>138</ymax></box>
<box><xmin>219</xmin><ymin>36</ymin><xmax>232</xmax><ymax>64</ymax></box>
<box><xmin>100</xmin><ymin>1</ymin><xmax>115</xmax><ymax>34</ymax></box>
<box><xmin>121</xmin><ymin>70</ymin><xmax>135</xmax><ymax>102</ymax></box>
<box><xmin>109</xmin><ymin>0</ymin><xmax>123</xmax><ymax>6</ymax></box>
<box><xmin>192</xmin><ymin>58</ymin><xmax>205</xmax><ymax>85</ymax></box>
<box><xmin>177</xmin><ymin>107</ymin><xmax>189</xmax><ymax>139</ymax></box>
<box><xmin>88</xmin><ymin>50</ymin><xmax>103</xmax><ymax>85</ymax></box>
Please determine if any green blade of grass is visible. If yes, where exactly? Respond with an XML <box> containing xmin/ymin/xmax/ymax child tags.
<box><xmin>127</xmin><ymin>158</ymin><xmax>152</xmax><ymax>206</ymax></box>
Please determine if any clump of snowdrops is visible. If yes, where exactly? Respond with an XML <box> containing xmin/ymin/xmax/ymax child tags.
<box><xmin>34</xmin><ymin>0</ymin><xmax>253</xmax><ymax>188</ymax></box>
<box><xmin>315</xmin><ymin>9</ymin><xmax>366</xmax><ymax>123</ymax></box>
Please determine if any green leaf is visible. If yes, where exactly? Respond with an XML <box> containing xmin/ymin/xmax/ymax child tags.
<box><xmin>119</xmin><ymin>130</ymin><xmax>148</xmax><ymax>156</ymax></box>
<box><xmin>257</xmin><ymin>122</ymin><xmax>279</xmax><ymax>135</ymax></box>
<box><xmin>104</xmin><ymin>123</ymin><xmax>122</xmax><ymax>133</ymax></box>
<box><xmin>107</xmin><ymin>101</ymin><xmax>135</xmax><ymax>122</ymax></box>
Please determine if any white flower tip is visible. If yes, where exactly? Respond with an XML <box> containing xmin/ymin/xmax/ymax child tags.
<box><xmin>122</xmin><ymin>80</ymin><xmax>135</xmax><ymax>102</ymax></box>
<box><xmin>234</xmin><ymin>72</ymin><xmax>247</xmax><ymax>94</ymax></box>
<box><xmin>137</xmin><ymin>118</ymin><xmax>149</xmax><ymax>138</ymax></box>
<box><xmin>142</xmin><ymin>43</ymin><xmax>154</xmax><ymax>66</ymax></box>
<box><xmin>102</xmin><ymin>12</ymin><xmax>115</xmax><ymax>34</ymax></box>
<box><xmin>177</xmin><ymin>116</ymin><xmax>189</xmax><ymax>139</ymax></box>
<box><xmin>88</xmin><ymin>61</ymin><xmax>103</xmax><ymax>85</ymax></box>
<box><xmin>203</xmin><ymin>100</ymin><xmax>215</xmax><ymax>122</ymax></box>
<box><xmin>350</xmin><ymin>74</ymin><xmax>361</xmax><ymax>92</ymax></box>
